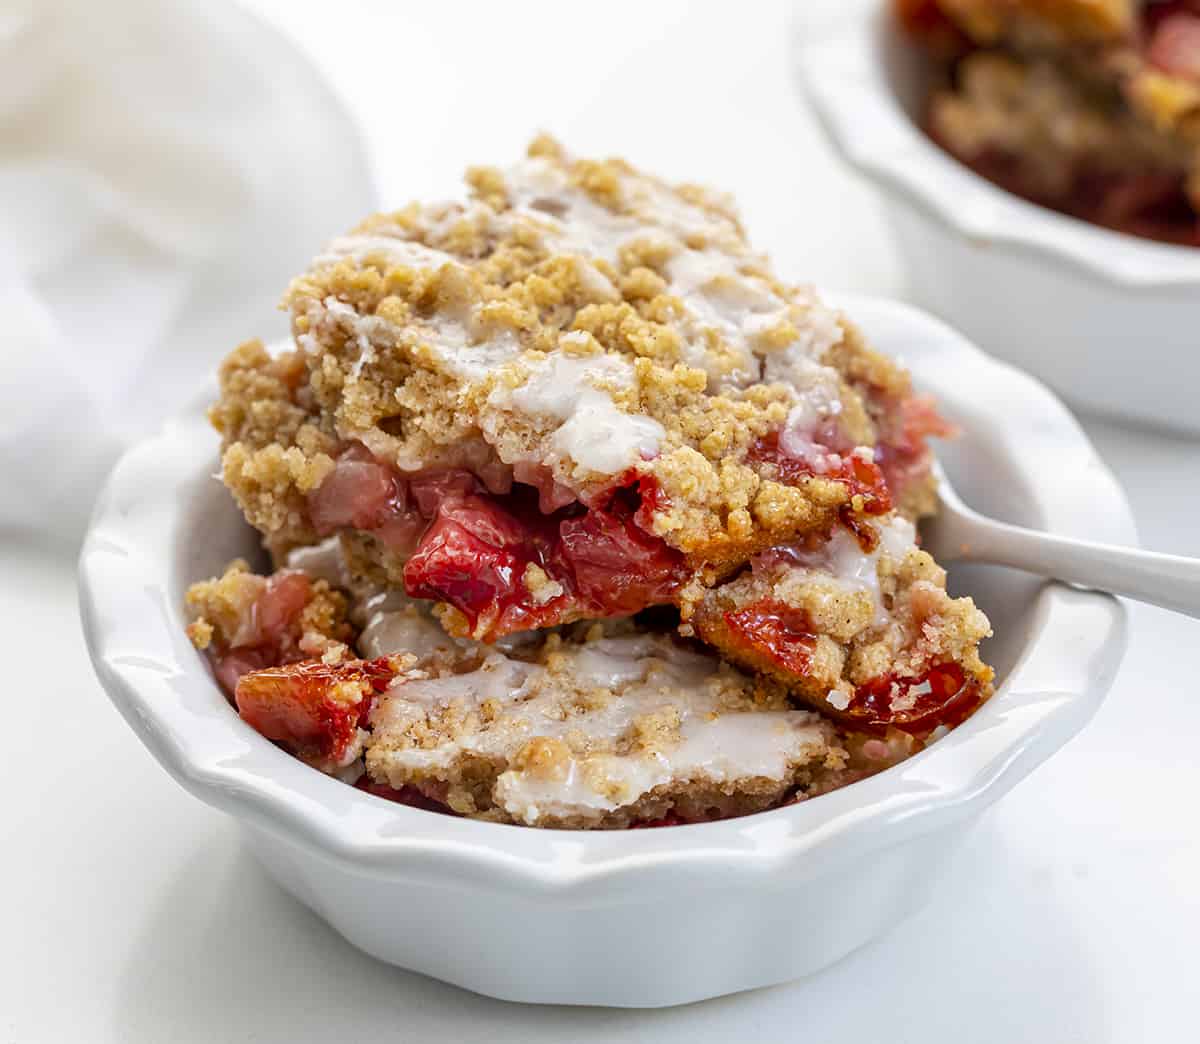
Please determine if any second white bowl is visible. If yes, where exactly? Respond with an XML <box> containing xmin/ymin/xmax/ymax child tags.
<box><xmin>799</xmin><ymin>5</ymin><xmax>1200</xmax><ymax>435</ymax></box>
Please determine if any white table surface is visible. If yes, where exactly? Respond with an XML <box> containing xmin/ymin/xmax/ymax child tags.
<box><xmin>4</xmin><ymin>1</ymin><xmax>1198</xmax><ymax>1040</ymax></box>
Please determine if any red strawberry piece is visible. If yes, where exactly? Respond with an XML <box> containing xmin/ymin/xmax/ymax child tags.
<box><xmin>559</xmin><ymin>507</ymin><xmax>685</xmax><ymax>616</ymax></box>
<box><xmin>308</xmin><ymin>445</ymin><xmax>405</xmax><ymax>534</ymax></box>
<box><xmin>235</xmin><ymin>657</ymin><xmax>398</xmax><ymax>761</ymax></box>
<box><xmin>722</xmin><ymin>601</ymin><xmax>817</xmax><ymax>676</ymax></box>
<box><xmin>843</xmin><ymin>662</ymin><xmax>983</xmax><ymax>735</ymax></box>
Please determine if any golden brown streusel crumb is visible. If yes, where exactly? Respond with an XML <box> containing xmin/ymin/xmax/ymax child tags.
<box><xmin>186</xmin><ymin>617</ymin><xmax>214</xmax><ymax>650</ymax></box>
<box><xmin>184</xmin><ymin>558</ymin><xmax>261</xmax><ymax>648</ymax></box>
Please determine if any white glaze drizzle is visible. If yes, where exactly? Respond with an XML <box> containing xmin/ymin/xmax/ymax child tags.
<box><xmin>498</xmin><ymin>348</ymin><xmax>664</xmax><ymax>474</ymax></box>
<box><xmin>369</xmin><ymin>635</ymin><xmax>831</xmax><ymax>824</ymax></box>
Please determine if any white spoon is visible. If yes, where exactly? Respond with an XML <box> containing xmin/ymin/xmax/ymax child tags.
<box><xmin>922</xmin><ymin>462</ymin><xmax>1200</xmax><ymax>618</ymax></box>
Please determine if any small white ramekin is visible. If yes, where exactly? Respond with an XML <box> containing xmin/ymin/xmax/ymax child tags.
<box><xmin>79</xmin><ymin>296</ymin><xmax>1131</xmax><ymax>1008</ymax></box>
<box><xmin>798</xmin><ymin>5</ymin><xmax>1200</xmax><ymax>435</ymax></box>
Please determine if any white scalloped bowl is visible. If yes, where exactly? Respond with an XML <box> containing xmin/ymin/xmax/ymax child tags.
<box><xmin>79</xmin><ymin>296</ymin><xmax>1131</xmax><ymax>1007</ymax></box>
<box><xmin>798</xmin><ymin>6</ymin><xmax>1200</xmax><ymax>435</ymax></box>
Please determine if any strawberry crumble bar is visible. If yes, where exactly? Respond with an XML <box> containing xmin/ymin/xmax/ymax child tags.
<box><xmin>897</xmin><ymin>0</ymin><xmax>1200</xmax><ymax>244</ymax></box>
<box><xmin>185</xmin><ymin>138</ymin><xmax>994</xmax><ymax>828</ymax></box>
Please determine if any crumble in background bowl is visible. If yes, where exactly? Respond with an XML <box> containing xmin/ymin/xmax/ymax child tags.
<box><xmin>798</xmin><ymin>4</ymin><xmax>1200</xmax><ymax>437</ymax></box>
<box><xmin>79</xmin><ymin>295</ymin><xmax>1131</xmax><ymax>1007</ymax></box>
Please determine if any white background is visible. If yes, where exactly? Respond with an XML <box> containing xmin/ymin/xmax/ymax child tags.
<box><xmin>4</xmin><ymin>1</ymin><xmax>1199</xmax><ymax>1040</ymax></box>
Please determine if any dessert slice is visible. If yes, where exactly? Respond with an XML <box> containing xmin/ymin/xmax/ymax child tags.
<box><xmin>185</xmin><ymin>139</ymin><xmax>995</xmax><ymax>828</ymax></box>
<box><xmin>210</xmin><ymin>137</ymin><xmax>948</xmax><ymax>643</ymax></box>
<box><xmin>899</xmin><ymin>0</ymin><xmax>1200</xmax><ymax>243</ymax></box>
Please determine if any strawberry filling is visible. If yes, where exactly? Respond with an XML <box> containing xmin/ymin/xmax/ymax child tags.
<box><xmin>404</xmin><ymin>477</ymin><xmax>686</xmax><ymax>640</ymax></box>
<box><xmin>402</xmin><ymin>488</ymin><xmax>568</xmax><ymax>636</ymax></box>
<box><xmin>872</xmin><ymin>393</ymin><xmax>955</xmax><ymax>509</ymax></box>
<box><xmin>309</xmin><ymin>446</ymin><xmax>687</xmax><ymax>641</ymax></box>
<box><xmin>307</xmin><ymin>450</ymin><xmax>510</xmax><ymax>556</ymax></box>
<box><xmin>512</xmin><ymin>459</ymin><xmax>577</xmax><ymax>513</ymax></box>
<box><xmin>723</xmin><ymin>601</ymin><xmax>817</xmax><ymax>676</ymax></box>
<box><xmin>844</xmin><ymin>662</ymin><xmax>983</xmax><ymax>735</ymax></box>
<box><xmin>1146</xmin><ymin>6</ymin><xmax>1200</xmax><ymax>81</ymax></box>
<box><xmin>308</xmin><ymin>445</ymin><xmax>402</xmax><ymax>532</ymax></box>
<box><xmin>893</xmin><ymin>0</ymin><xmax>947</xmax><ymax>33</ymax></box>
<box><xmin>235</xmin><ymin>657</ymin><xmax>399</xmax><ymax>763</ymax></box>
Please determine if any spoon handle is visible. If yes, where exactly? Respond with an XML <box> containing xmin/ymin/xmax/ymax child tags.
<box><xmin>963</xmin><ymin>520</ymin><xmax>1200</xmax><ymax>618</ymax></box>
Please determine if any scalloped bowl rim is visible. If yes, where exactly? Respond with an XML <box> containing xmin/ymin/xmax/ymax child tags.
<box><xmin>79</xmin><ymin>294</ymin><xmax>1132</xmax><ymax>902</ymax></box>
<box><xmin>797</xmin><ymin>6</ymin><xmax>1200</xmax><ymax>289</ymax></box>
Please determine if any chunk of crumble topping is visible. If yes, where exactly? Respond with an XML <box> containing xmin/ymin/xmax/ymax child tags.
<box><xmin>210</xmin><ymin>138</ymin><xmax>947</xmax><ymax>639</ymax></box>
<box><xmin>692</xmin><ymin>514</ymin><xmax>993</xmax><ymax>733</ymax></box>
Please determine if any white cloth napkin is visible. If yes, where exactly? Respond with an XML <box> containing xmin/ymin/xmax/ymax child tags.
<box><xmin>0</xmin><ymin>0</ymin><xmax>377</xmax><ymax>548</ymax></box>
